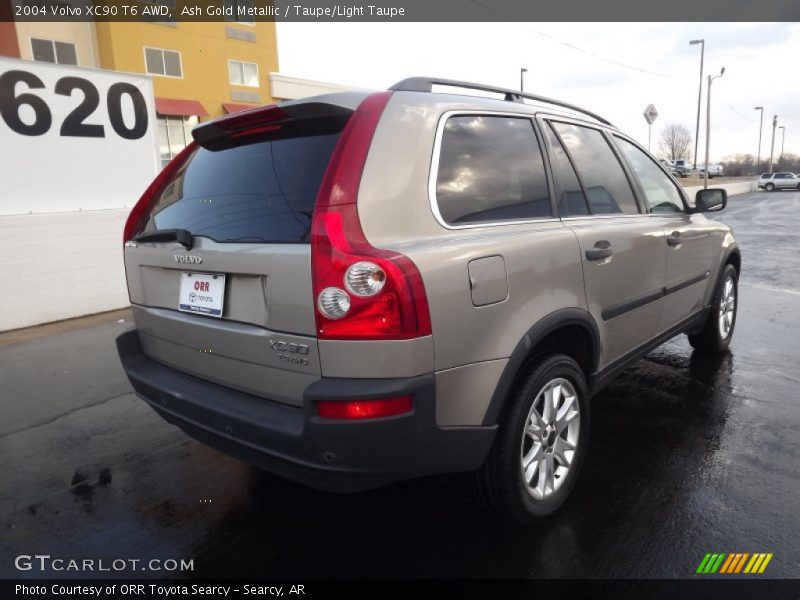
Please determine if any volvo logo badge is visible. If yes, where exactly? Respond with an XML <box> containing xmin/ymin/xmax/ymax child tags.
<box><xmin>175</xmin><ymin>254</ymin><xmax>202</xmax><ymax>264</ymax></box>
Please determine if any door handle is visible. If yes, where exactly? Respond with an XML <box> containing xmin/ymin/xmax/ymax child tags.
<box><xmin>585</xmin><ymin>240</ymin><xmax>613</xmax><ymax>261</ymax></box>
<box><xmin>667</xmin><ymin>231</ymin><xmax>682</xmax><ymax>246</ymax></box>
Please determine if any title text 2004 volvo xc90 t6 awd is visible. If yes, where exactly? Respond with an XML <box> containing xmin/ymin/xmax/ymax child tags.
<box><xmin>117</xmin><ymin>78</ymin><xmax>740</xmax><ymax>523</ymax></box>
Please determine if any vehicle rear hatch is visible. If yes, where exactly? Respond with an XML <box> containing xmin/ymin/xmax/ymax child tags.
<box><xmin>123</xmin><ymin>97</ymin><xmax>363</xmax><ymax>406</ymax></box>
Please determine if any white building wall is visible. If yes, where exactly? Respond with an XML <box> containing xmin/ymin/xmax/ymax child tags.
<box><xmin>0</xmin><ymin>57</ymin><xmax>157</xmax><ymax>332</ymax></box>
<box><xmin>0</xmin><ymin>210</ymin><xmax>130</xmax><ymax>331</ymax></box>
<box><xmin>269</xmin><ymin>72</ymin><xmax>363</xmax><ymax>100</ymax></box>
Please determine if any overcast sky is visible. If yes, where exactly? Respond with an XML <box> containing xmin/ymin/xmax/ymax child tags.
<box><xmin>276</xmin><ymin>22</ymin><xmax>799</xmax><ymax>162</ymax></box>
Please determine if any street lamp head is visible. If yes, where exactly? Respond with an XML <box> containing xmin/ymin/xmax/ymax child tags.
<box><xmin>690</xmin><ymin>39</ymin><xmax>703</xmax><ymax>45</ymax></box>
<box><xmin>521</xmin><ymin>68</ymin><xmax>528</xmax><ymax>73</ymax></box>
<box><xmin>720</xmin><ymin>67</ymin><xmax>726</xmax><ymax>76</ymax></box>
<box><xmin>755</xmin><ymin>106</ymin><xmax>763</xmax><ymax>110</ymax></box>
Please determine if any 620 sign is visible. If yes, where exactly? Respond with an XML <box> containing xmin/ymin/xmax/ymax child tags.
<box><xmin>0</xmin><ymin>69</ymin><xmax>148</xmax><ymax>139</ymax></box>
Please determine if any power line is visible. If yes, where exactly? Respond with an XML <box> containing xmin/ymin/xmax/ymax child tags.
<box><xmin>530</xmin><ymin>29</ymin><xmax>687</xmax><ymax>80</ymax></box>
<box><xmin>464</xmin><ymin>1</ymin><xmax>686</xmax><ymax>80</ymax></box>
<box><xmin>723</xmin><ymin>102</ymin><xmax>754</xmax><ymax>123</ymax></box>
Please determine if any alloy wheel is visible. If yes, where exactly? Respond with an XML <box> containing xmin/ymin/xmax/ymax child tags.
<box><xmin>718</xmin><ymin>275</ymin><xmax>736</xmax><ymax>340</ymax></box>
<box><xmin>520</xmin><ymin>378</ymin><xmax>580</xmax><ymax>500</ymax></box>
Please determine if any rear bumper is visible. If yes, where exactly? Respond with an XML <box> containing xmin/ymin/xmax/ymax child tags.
<box><xmin>116</xmin><ymin>329</ymin><xmax>496</xmax><ymax>492</ymax></box>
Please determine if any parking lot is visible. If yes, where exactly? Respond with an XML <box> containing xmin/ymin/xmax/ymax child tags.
<box><xmin>1</xmin><ymin>190</ymin><xmax>798</xmax><ymax>579</ymax></box>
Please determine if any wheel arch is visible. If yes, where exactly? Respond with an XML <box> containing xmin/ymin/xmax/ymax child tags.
<box><xmin>724</xmin><ymin>245</ymin><xmax>741</xmax><ymax>275</ymax></box>
<box><xmin>481</xmin><ymin>308</ymin><xmax>600</xmax><ymax>426</ymax></box>
<box><xmin>700</xmin><ymin>243</ymin><xmax>740</xmax><ymax>310</ymax></box>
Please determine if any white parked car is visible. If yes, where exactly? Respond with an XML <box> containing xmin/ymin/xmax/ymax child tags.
<box><xmin>698</xmin><ymin>164</ymin><xmax>724</xmax><ymax>178</ymax></box>
<box><xmin>758</xmin><ymin>172</ymin><xmax>800</xmax><ymax>191</ymax></box>
<box><xmin>665</xmin><ymin>158</ymin><xmax>691</xmax><ymax>178</ymax></box>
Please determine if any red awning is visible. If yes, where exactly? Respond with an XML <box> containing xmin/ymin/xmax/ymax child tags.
<box><xmin>155</xmin><ymin>98</ymin><xmax>208</xmax><ymax>117</ymax></box>
<box><xmin>223</xmin><ymin>102</ymin><xmax>259</xmax><ymax>114</ymax></box>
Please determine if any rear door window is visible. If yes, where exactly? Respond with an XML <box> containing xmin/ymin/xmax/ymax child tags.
<box><xmin>543</xmin><ymin>122</ymin><xmax>588</xmax><ymax>217</ymax></box>
<box><xmin>143</xmin><ymin>131</ymin><xmax>342</xmax><ymax>244</ymax></box>
<box><xmin>435</xmin><ymin>115</ymin><xmax>552</xmax><ymax>225</ymax></box>
<box><xmin>551</xmin><ymin>122</ymin><xmax>640</xmax><ymax>215</ymax></box>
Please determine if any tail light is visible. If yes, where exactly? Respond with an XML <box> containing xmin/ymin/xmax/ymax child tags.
<box><xmin>122</xmin><ymin>143</ymin><xmax>197</xmax><ymax>243</ymax></box>
<box><xmin>311</xmin><ymin>92</ymin><xmax>432</xmax><ymax>340</ymax></box>
<box><xmin>317</xmin><ymin>396</ymin><xmax>413</xmax><ymax>420</ymax></box>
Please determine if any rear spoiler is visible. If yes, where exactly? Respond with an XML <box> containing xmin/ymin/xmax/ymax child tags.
<box><xmin>192</xmin><ymin>102</ymin><xmax>353</xmax><ymax>150</ymax></box>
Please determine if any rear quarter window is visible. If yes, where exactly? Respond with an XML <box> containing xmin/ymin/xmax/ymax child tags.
<box><xmin>434</xmin><ymin>115</ymin><xmax>552</xmax><ymax>226</ymax></box>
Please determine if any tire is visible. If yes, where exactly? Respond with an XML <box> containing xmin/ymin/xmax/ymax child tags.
<box><xmin>688</xmin><ymin>264</ymin><xmax>738</xmax><ymax>353</ymax></box>
<box><xmin>765</xmin><ymin>183</ymin><xmax>775</xmax><ymax>192</ymax></box>
<box><xmin>475</xmin><ymin>353</ymin><xmax>590</xmax><ymax>524</ymax></box>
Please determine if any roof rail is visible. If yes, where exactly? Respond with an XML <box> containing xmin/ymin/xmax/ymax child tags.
<box><xmin>389</xmin><ymin>77</ymin><xmax>613</xmax><ymax>126</ymax></box>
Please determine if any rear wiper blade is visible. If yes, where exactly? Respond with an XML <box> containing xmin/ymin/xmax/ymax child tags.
<box><xmin>132</xmin><ymin>229</ymin><xmax>193</xmax><ymax>250</ymax></box>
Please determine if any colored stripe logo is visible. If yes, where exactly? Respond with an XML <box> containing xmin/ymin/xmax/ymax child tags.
<box><xmin>696</xmin><ymin>552</ymin><xmax>773</xmax><ymax>574</ymax></box>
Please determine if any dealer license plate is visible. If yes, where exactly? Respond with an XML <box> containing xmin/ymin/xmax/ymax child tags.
<box><xmin>178</xmin><ymin>272</ymin><xmax>225</xmax><ymax>318</ymax></box>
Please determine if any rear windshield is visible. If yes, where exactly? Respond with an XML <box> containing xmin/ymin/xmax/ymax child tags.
<box><xmin>143</xmin><ymin>131</ymin><xmax>341</xmax><ymax>244</ymax></box>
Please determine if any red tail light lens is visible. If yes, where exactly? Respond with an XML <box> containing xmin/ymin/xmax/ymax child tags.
<box><xmin>317</xmin><ymin>396</ymin><xmax>413</xmax><ymax>420</ymax></box>
<box><xmin>311</xmin><ymin>92</ymin><xmax>432</xmax><ymax>340</ymax></box>
<box><xmin>122</xmin><ymin>142</ymin><xmax>197</xmax><ymax>243</ymax></box>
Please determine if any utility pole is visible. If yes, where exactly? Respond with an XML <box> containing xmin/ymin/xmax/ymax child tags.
<box><xmin>690</xmin><ymin>39</ymin><xmax>705</xmax><ymax>170</ymax></box>
<box><xmin>520</xmin><ymin>67</ymin><xmax>527</xmax><ymax>92</ymax></box>
<box><xmin>704</xmin><ymin>67</ymin><xmax>725</xmax><ymax>190</ymax></box>
<box><xmin>769</xmin><ymin>115</ymin><xmax>777</xmax><ymax>172</ymax></box>
<box><xmin>779</xmin><ymin>126</ymin><xmax>786</xmax><ymax>164</ymax></box>
<box><xmin>755</xmin><ymin>106</ymin><xmax>764</xmax><ymax>174</ymax></box>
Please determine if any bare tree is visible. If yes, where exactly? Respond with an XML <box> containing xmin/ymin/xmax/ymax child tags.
<box><xmin>659</xmin><ymin>123</ymin><xmax>693</xmax><ymax>161</ymax></box>
<box><xmin>723</xmin><ymin>152</ymin><xmax>799</xmax><ymax>176</ymax></box>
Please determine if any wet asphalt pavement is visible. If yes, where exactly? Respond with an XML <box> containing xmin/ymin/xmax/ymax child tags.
<box><xmin>1</xmin><ymin>190</ymin><xmax>798</xmax><ymax>580</ymax></box>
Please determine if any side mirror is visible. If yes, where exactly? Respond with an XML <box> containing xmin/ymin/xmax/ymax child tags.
<box><xmin>695</xmin><ymin>188</ymin><xmax>727</xmax><ymax>212</ymax></box>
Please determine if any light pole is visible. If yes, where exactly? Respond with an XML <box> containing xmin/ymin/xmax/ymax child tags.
<box><xmin>704</xmin><ymin>67</ymin><xmax>725</xmax><ymax>190</ymax></box>
<box><xmin>755</xmin><ymin>106</ymin><xmax>764</xmax><ymax>174</ymax></box>
<box><xmin>769</xmin><ymin>115</ymin><xmax>777</xmax><ymax>172</ymax></box>
<box><xmin>520</xmin><ymin>67</ymin><xmax>527</xmax><ymax>92</ymax></box>
<box><xmin>779</xmin><ymin>126</ymin><xmax>786</xmax><ymax>164</ymax></box>
<box><xmin>690</xmin><ymin>39</ymin><xmax>705</xmax><ymax>170</ymax></box>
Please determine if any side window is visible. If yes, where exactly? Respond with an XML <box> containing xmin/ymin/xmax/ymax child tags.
<box><xmin>543</xmin><ymin>122</ymin><xmax>588</xmax><ymax>216</ymax></box>
<box><xmin>615</xmin><ymin>137</ymin><xmax>685</xmax><ymax>214</ymax></box>
<box><xmin>31</xmin><ymin>38</ymin><xmax>78</xmax><ymax>66</ymax></box>
<box><xmin>145</xmin><ymin>47</ymin><xmax>182</xmax><ymax>78</ymax></box>
<box><xmin>435</xmin><ymin>115</ymin><xmax>552</xmax><ymax>225</ymax></box>
<box><xmin>552</xmin><ymin>122</ymin><xmax>640</xmax><ymax>215</ymax></box>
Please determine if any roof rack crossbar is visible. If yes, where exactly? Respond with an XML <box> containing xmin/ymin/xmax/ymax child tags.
<box><xmin>389</xmin><ymin>77</ymin><xmax>612</xmax><ymax>126</ymax></box>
